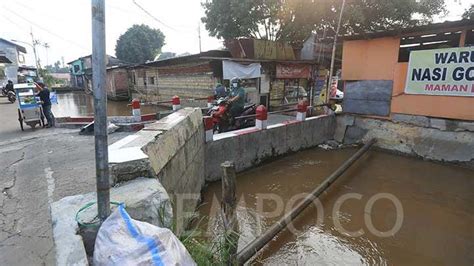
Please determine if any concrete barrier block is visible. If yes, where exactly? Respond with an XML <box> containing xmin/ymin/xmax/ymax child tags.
<box><xmin>286</xmin><ymin>122</ymin><xmax>304</xmax><ymax>152</ymax></box>
<box><xmin>429</xmin><ymin>118</ymin><xmax>447</xmax><ymax>131</ymax></box>
<box><xmin>51</xmin><ymin>178</ymin><xmax>172</xmax><ymax>266</ymax></box>
<box><xmin>205</xmin><ymin>136</ymin><xmax>238</xmax><ymax>182</ymax></box>
<box><xmin>301</xmin><ymin>119</ymin><xmax>316</xmax><ymax>148</ymax></box>
<box><xmin>110</xmin><ymin>158</ymin><xmax>156</xmax><ymax>184</ymax></box>
<box><xmin>235</xmin><ymin>133</ymin><xmax>260</xmax><ymax>172</ymax></box>
<box><xmin>392</xmin><ymin>113</ymin><xmax>430</xmax><ymax>127</ymax></box>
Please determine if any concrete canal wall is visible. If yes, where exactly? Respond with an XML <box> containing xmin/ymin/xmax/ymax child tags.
<box><xmin>205</xmin><ymin>114</ymin><xmax>336</xmax><ymax>182</ymax></box>
<box><xmin>336</xmin><ymin>114</ymin><xmax>474</xmax><ymax>166</ymax></box>
<box><xmin>50</xmin><ymin>108</ymin><xmax>337</xmax><ymax>265</ymax></box>
<box><xmin>51</xmin><ymin>106</ymin><xmax>474</xmax><ymax>264</ymax></box>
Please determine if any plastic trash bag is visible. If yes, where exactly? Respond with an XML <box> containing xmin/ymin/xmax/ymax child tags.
<box><xmin>93</xmin><ymin>205</ymin><xmax>196</xmax><ymax>266</ymax></box>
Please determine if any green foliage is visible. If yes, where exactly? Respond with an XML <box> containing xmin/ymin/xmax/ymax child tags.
<box><xmin>462</xmin><ymin>4</ymin><xmax>473</xmax><ymax>20</ymax></box>
<box><xmin>38</xmin><ymin>68</ymin><xmax>56</xmax><ymax>87</ymax></box>
<box><xmin>202</xmin><ymin>0</ymin><xmax>446</xmax><ymax>44</ymax></box>
<box><xmin>115</xmin><ymin>24</ymin><xmax>165</xmax><ymax>64</ymax></box>
<box><xmin>45</xmin><ymin>60</ymin><xmax>69</xmax><ymax>73</ymax></box>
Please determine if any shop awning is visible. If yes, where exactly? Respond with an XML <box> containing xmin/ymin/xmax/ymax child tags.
<box><xmin>223</xmin><ymin>60</ymin><xmax>261</xmax><ymax>80</ymax></box>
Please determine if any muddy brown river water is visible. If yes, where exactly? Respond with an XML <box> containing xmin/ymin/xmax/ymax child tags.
<box><xmin>198</xmin><ymin>148</ymin><xmax>474</xmax><ymax>265</ymax></box>
<box><xmin>52</xmin><ymin>92</ymin><xmax>165</xmax><ymax>117</ymax></box>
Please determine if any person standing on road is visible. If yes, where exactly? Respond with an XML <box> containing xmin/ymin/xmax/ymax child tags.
<box><xmin>35</xmin><ymin>82</ymin><xmax>55</xmax><ymax>128</ymax></box>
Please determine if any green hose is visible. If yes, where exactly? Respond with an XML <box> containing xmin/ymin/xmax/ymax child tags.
<box><xmin>75</xmin><ymin>201</ymin><xmax>122</xmax><ymax>227</ymax></box>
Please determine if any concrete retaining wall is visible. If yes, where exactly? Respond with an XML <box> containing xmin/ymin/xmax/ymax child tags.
<box><xmin>51</xmin><ymin>108</ymin><xmax>206</xmax><ymax>264</ymax></box>
<box><xmin>205</xmin><ymin>114</ymin><xmax>336</xmax><ymax>182</ymax></box>
<box><xmin>336</xmin><ymin>114</ymin><xmax>474</xmax><ymax>165</ymax></box>
<box><xmin>108</xmin><ymin>108</ymin><xmax>205</xmax><ymax>232</ymax></box>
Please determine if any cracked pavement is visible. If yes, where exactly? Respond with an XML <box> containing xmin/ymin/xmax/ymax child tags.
<box><xmin>0</xmin><ymin>97</ymin><xmax>130</xmax><ymax>265</ymax></box>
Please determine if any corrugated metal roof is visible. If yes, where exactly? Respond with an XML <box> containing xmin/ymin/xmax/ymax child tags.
<box><xmin>141</xmin><ymin>50</ymin><xmax>231</xmax><ymax>67</ymax></box>
<box><xmin>0</xmin><ymin>38</ymin><xmax>27</xmax><ymax>53</ymax></box>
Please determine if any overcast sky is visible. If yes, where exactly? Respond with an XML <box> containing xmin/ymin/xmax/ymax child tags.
<box><xmin>0</xmin><ymin>0</ymin><xmax>471</xmax><ymax>67</ymax></box>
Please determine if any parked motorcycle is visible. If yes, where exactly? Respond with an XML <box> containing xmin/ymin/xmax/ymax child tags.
<box><xmin>2</xmin><ymin>86</ymin><xmax>16</xmax><ymax>103</ymax></box>
<box><xmin>207</xmin><ymin>97</ymin><xmax>256</xmax><ymax>133</ymax></box>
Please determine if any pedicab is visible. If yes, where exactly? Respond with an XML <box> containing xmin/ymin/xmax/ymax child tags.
<box><xmin>14</xmin><ymin>83</ymin><xmax>45</xmax><ymax>131</ymax></box>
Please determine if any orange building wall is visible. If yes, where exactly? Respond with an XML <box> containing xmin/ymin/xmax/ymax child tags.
<box><xmin>341</xmin><ymin>37</ymin><xmax>400</xmax><ymax>81</ymax></box>
<box><xmin>391</xmin><ymin>62</ymin><xmax>474</xmax><ymax>121</ymax></box>
<box><xmin>342</xmin><ymin>37</ymin><xmax>474</xmax><ymax>121</ymax></box>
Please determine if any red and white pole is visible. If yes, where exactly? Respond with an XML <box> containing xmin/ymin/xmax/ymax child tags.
<box><xmin>207</xmin><ymin>95</ymin><xmax>214</xmax><ymax>108</ymax></box>
<box><xmin>296</xmin><ymin>100</ymin><xmax>308</xmax><ymax>121</ymax></box>
<box><xmin>172</xmin><ymin>95</ymin><xmax>181</xmax><ymax>111</ymax></box>
<box><xmin>255</xmin><ymin>105</ymin><xmax>268</xmax><ymax>130</ymax></box>
<box><xmin>203</xmin><ymin>116</ymin><xmax>213</xmax><ymax>142</ymax></box>
<box><xmin>131</xmin><ymin>98</ymin><xmax>141</xmax><ymax>120</ymax></box>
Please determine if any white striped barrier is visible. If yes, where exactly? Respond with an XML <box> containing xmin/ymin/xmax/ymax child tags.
<box><xmin>296</xmin><ymin>100</ymin><xmax>308</xmax><ymax>121</ymax></box>
<box><xmin>172</xmin><ymin>95</ymin><xmax>181</xmax><ymax>111</ymax></box>
<box><xmin>255</xmin><ymin>105</ymin><xmax>268</xmax><ymax>130</ymax></box>
<box><xmin>204</xmin><ymin>116</ymin><xmax>214</xmax><ymax>142</ymax></box>
<box><xmin>131</xmin><ymin>98</ymin><xmax>141</xmax><ymax>120</ymax></box>
<box><xmin>207</xmin><ymin>96</ymin><xmax>214</xmax><ymax>108</ymax></box>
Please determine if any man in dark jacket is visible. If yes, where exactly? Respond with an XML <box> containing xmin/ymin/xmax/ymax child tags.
<box><xmin>35</xmin><ymin>82</ymin><xmax>55</xmax><ymax>127</ymax></box>
<box><xmin>5</xmin><ymin>80</ymin><xmax>14</xmax><ymax>93</ymax></box>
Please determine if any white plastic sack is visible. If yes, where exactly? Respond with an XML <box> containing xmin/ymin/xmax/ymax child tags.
<box><xmin>93</xmin><ymin>205</ymin><xmax>196</xmax><ymax>266</ymax></box>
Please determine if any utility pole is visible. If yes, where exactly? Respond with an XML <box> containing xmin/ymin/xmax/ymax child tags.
<box><xmin>29</xmin><ymin>28</ymin><xmax>41</xmax><ymax>72</ymax></box>
<box><xmin>326</xmin><ymin>0</ymin><xmax>345</xmax><ymax>104</ymax></box>
<box><xmin>198</xmin><ymin>22</ymin><xmax>202</xmax><ymax>53</ymax></box>
<box><xmin>91</xmin><ymin>0</ymin><xmax>110</xmax><ymax>222</ymax></box>
<box><xmin>43</xmin><ymin>43</ymin><xmax>50</xmax><ymax>67</ymax></box>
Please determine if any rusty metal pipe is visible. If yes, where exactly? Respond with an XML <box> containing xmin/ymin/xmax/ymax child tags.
<box><xmin>236</xmin><ymin>139</ymin><xmax>377</xmax><ymax>264</ymax></box>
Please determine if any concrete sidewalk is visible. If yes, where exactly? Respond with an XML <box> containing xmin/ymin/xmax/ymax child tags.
<box><xmin>0</xmin><ymin>127</ymin><xmax>130</xmax><ymax>265</ymax></box>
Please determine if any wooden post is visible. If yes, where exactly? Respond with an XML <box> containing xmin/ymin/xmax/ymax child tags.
<box><xmin>221</xmin><ymin>161</ymin><xmax>239</xmax><ymax>265</ymax></box>
<box><xmin>459</xmin><ymin>29</ymin><xmax>467</xmax><ymax>47</ymax></box>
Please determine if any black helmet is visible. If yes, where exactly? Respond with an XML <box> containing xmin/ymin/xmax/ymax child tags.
<box><xmin>7</xmin><ymin>80</ymin><xmax>12</xmax><ymax>83</ymax></box>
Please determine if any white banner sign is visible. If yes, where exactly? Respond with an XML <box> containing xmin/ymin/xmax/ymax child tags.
<box><xmin>223</xmin><ymin>60</ymin><xmax>261</xmax><ymax>80</ymax></box>
<box><xmin>405</xmin><ymin>47</ymin><xmax>474</xmax><ymax>97</ymax></box>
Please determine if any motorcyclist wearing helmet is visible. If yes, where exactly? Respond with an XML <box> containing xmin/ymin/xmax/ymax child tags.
<box><xmin>5</xmin><ymin>80</ymin><xmax>14</xmax><ymax>93</ymax></box>
<box><xmin>214</xmin><ymin>83</ymin><xmax>228</xmax><ymax>99</ymax></box>
<box><xmin>228</xmin><ymin>77</ymin><xmax>245</xmax><ymax>117</ymax></box>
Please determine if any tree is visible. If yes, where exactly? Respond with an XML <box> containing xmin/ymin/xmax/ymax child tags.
<box><xmin>115</xmin><ymin>24</ymin><xmax>165</xmax><ymax>64</ymax></box>
<box><xmin>202</xmin><ymin>0</ymin><xmax>446</xmax><ymax>44</ymax></box>
<box><xmin>45</xmin><ymin>61</ymin><xmax>69</xmax><ymax>73</ymax></box>
<box><xmin>462</xmin><ymin>4</ymin><xmax>473</xmax><ymax>20</ymax></box>
<box><xmin>38</xmin><ymin>68</ymin><xmax>56</xmax><ymax>87</ymax></box>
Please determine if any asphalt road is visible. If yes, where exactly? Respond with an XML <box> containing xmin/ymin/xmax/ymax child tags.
<box><xmin>0</xmin><ymin>96</ymin><xmax>129</xmax><ymax>265</ymax></box>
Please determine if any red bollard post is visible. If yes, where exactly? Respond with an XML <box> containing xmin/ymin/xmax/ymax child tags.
<box><xmin>255</xmin><ymin>105</ymin><xmax>268</xmax><ymax>130</ymax></box>
<box><xmin>131</xmin><ymin>98</ymin><xmax>141</xmax><ymax>120</ymax></box>
<box><xmin>204</xmin><ymin>116</ymin><xmax>214</xmax><ymax>142</ymax></box>
<box><xmin>207</xmin><ymin>95</ymin><xmax>214</xmax><ymax>108</ymax></box>
<box><xmin>296</xmin><ymin>100</ymin><xmax>308</xmax><ymax>121</ymax></box>
<box><xmin>172</xmin><ymin>95</ymin><xmax>181</xmax><ymax>111</ymax></box>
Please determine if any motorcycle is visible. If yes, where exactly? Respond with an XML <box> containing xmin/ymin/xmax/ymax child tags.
<box><xmin>2</xmin><ymin>86</ymin><xmax>16</xmax><ymax>103</ymax></box>
<box><xmin>207</xmin><ymin>97</ymin><xmax>256</xmax><ymax>133</ymax></box>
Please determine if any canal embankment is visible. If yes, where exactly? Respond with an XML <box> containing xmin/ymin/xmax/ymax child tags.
<box><xmin>49</xmin><ymin>104</ymin><xmax>474</xmax><ymax>264</ymax></box>
<box><xmin>336</xmin><ymin>113</ymin><xmax>474</xmax><ymax>167</ymax></box>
